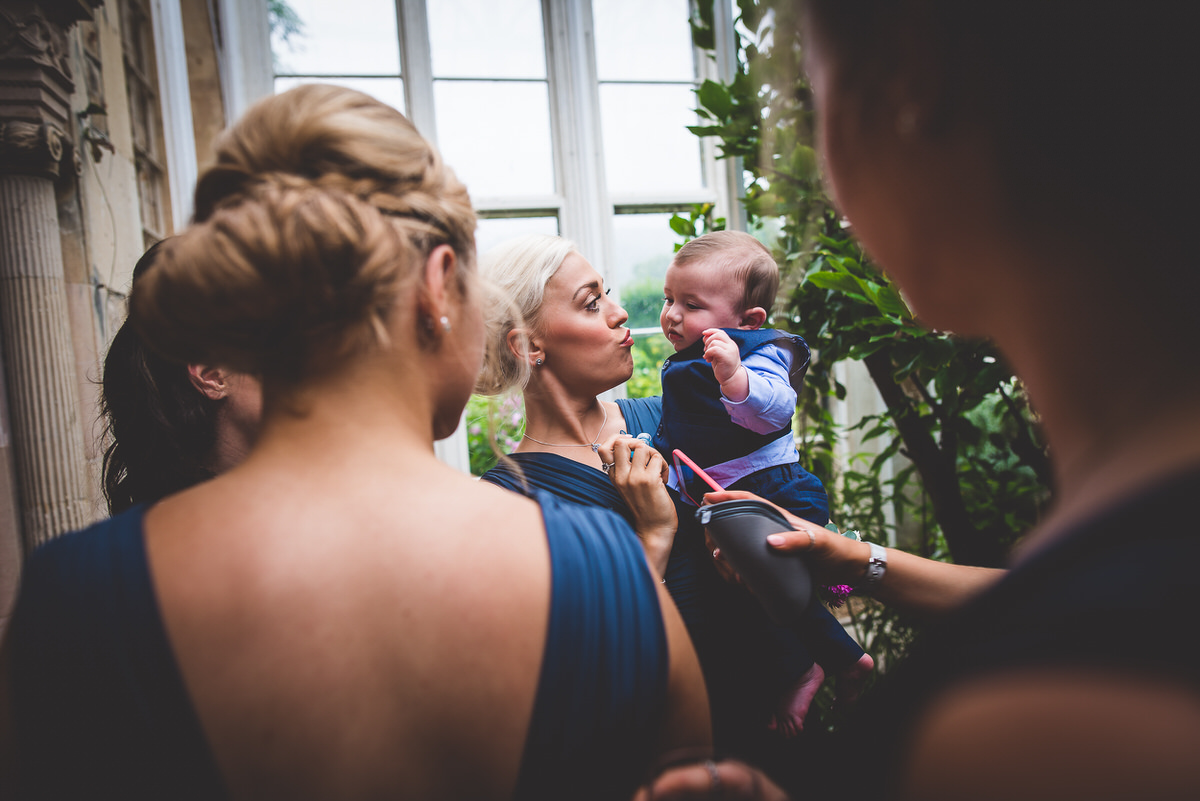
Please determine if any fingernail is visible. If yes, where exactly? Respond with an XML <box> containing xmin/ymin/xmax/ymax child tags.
<box><xmin>767</xmin><ymin>534</ymin><xmax>784</xmax><ymax>546</ymax></box>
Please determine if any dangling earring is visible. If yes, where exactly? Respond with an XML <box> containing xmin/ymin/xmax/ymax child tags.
<box><xmin>440</xmin><ymin>315</ymin><xmax>451</xmax><ymax>332</ymax></box>
<box><xmin>896</xmin><ymin>104</ymin><xmax>920</xmax><ymax>138</ymax></box>
<box><xmin>535</xmin><ymin>358</ymin><xmax>543</xmax><ymax>366</ymax></box>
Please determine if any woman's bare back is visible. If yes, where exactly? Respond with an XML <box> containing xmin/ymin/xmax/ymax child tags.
<box><xmin>146</xmin><ymin>460</ymin><xmax>551</xmax><ymax>799</ymax></box>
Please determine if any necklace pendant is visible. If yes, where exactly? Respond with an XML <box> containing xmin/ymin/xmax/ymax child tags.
<box><xmin>590</xmin><ymin>444</ymin><xmax>600</xmax><ymax>454</ymax></box>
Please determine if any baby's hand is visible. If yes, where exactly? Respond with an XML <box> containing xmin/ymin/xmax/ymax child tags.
<box><xmin>702</xmin><ymin>329</ymin><xmax>741</xmax><ymax>384</ymax></box>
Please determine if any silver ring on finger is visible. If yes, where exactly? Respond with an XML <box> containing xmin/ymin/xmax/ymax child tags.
<box><xmin>703</xmin><ymin>760</ymin><xmax>722</xmax><ymax>798</ymax></box>
<box><xmin>601</xmin><ymin>462</ymin><xmax>614</xmax><ymax>474</ymax></box>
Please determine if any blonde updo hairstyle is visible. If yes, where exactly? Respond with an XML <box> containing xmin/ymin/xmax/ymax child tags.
<box><xmin>131</xmin><ymin>84</ymin><xmax>476</xmax><ymax>387</ymax></box>
<box><xmin>474</xmin><ymin>234</ymin><xmax>578</xmax><ymax>396</ymax></box>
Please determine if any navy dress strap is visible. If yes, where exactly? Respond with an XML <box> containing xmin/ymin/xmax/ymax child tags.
<box><xmin>482</xmin><ymin>447</ymin><xmax>708</xmax><ymax>629</ymax></box>
<box><xmin>513</xmin><ymin>491</ymin><xmax>669</xmax><ymax>801</ymax></box>
<box><xmin>484</xmin><ymin>451</ymin><xmax>633</xmax><ymax>526</ymax></box>
<box><xmin>8</xmin><ymin>505</ymin><xmax>229</xmax><ymax>800</ymax></box>
<box><xmin>616</xmin><ymin>395</ymin><xmax>663</xmax><ymax>440</ymax></box>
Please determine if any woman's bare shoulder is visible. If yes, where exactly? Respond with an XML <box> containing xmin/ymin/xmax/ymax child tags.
<box><xmin>901</xmin><ymin>668</ymin><xmax>1200</xmax><ymax>801</ymax></box>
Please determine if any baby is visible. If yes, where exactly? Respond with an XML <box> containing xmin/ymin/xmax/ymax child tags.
<box><xmin>657</xmin><ymin>230</ymin><xmax>873</xmax><ymax>734</ymax></box>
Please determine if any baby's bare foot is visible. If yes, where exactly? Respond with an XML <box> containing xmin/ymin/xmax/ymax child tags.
<box><xmin>835</xmin><ymin>653</ymin><xmax>875</xmax><ymax>707</ymax></box>
<box><xmin>767</xmin><ymin>662</ymin><xmax>825</xmax><ymax>738</ymax></box>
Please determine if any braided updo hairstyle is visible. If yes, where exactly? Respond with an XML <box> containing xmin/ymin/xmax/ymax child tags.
<box><xmin>131</xmin><ymin>84</ymin><xmax>476</xmax><ymax>386</ymax></box>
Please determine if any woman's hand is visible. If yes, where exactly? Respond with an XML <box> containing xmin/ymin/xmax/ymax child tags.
<box><xmin>632</xmin><ymin>758</ymin><xmax>791</xmax><ymax>801</ymax></box>
<box><xmin>598</xmin><ymin>434</ymin><xmax>677</xmax><ymax>577</ymax></box>
<box><xmin>702</xmin><ymin>490</ymin><xmax>1005</xmax><ymax>617</ymax></box>
<box><xmin>701</xmin><ymin>490</ymin><xmax>869</xmax><ymax>588</ymax></box>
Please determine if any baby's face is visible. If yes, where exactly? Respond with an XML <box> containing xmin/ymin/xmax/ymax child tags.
<box><xmin>660</xmin><ymin>259</ymin><xmax>746</xmax><ymax>351</ymax></box>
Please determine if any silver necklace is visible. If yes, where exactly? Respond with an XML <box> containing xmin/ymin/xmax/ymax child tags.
<box><xmin>521</xmin><ymin>404</ymin><xmax>608</xmax><ymax>454</ymax></box>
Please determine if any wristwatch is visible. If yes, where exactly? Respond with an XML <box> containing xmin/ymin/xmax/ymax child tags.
<box><xmin>862</xmin><ymin>542</ymin><xmax>887</xmax><ymax>590</ymax></box>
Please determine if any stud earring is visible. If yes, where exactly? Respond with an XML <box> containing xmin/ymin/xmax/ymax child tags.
<box><xmin>440</xmin><ymin>315</ymin><xmax>451</xmax><ymax>332</ymax></box>
<box><xmin>535</xmin><ymin>358</ymin><xmax>543</xmax><ymax>366</ymax></box>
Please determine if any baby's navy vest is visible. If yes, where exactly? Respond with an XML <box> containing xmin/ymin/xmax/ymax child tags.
<box><xmin>656</xmin><ymin>328</ymin><xmax>810</xmax><ymax>468</ymax></box>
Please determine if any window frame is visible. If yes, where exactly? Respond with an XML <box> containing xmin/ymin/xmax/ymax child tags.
<box><xmin>261</xmin><ymin>0</ymin><xmax>743</xmax><ymax>471</ymax></box>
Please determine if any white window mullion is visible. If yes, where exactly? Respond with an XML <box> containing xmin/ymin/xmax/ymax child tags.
<box><xmin>542</xmin><ymin>0</ymin><xmax>613</xmax><ymax>279</ymax></box>
<box><xmin>395</xmin><ymin>0</ymin><xmax>437</xmax><ymax>142</ymax></box>
<box><xmin>398</xmin><ymin>0</ymin><xmax>470</xmax><ymax>472</ymax></box>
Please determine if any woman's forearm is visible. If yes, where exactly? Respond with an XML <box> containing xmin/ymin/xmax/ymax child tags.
<box><xmin>639</xmin><ymin>525</ymin><xmax>674</xmax><ymax>577</ymax></box>
<box><xmin>860</xmin><ymin>546</ymin><xmax>1003</xmax><ymax>617</ymax></box>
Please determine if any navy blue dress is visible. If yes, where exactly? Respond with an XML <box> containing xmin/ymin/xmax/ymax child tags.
<box><xmin>6</xmin><ymin>492</ymin><xmax>667</xmax><ymax>801</ymax></box>
<box><xmin>484</xmin><ymin>398</ymin><xmax>828</xmax><ymax>791</ymax></box>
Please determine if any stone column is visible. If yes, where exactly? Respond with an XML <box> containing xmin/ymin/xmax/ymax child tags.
<box><xmin>0</xmin><ymin>0</ymin><xmax>102</xmax><ymax>555</ymax></box>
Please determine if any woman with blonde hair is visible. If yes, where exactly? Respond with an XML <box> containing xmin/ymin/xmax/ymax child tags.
<box><xmin>0</xmin><ymin>84</ymin><xmax>709</xmax><ymax>800</ymax></box>
<box><xmin>476</xmin><ymin>233</ymin><xmax>847</xmax><ymax>796</ymax></box>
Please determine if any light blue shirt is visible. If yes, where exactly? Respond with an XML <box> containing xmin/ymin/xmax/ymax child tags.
<box><xmin>667</xmin><ymin>342</ymin><xmax>798</xmax><ymax>494</ymax></box>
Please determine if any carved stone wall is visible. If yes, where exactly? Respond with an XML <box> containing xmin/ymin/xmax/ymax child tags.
<box><xmin>0</xmin><ymin>0</ymin><xmax>103</xmax><ymax>587</ymax></box>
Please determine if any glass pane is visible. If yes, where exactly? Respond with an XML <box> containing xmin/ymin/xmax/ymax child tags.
<box><xmin>435</xmin><ymin>81</ymin><xmax>555</xmax><ymax>198</ymax></box>
<box><xmin>271</xmin><ymin>0</ymin><xmax>400</xmax><ymax>76</ymax></box>
<box><xmin>610</xmin><ymin>212</ymin><xmax>678</xmax><ymax>329</ymax></box>
<box><xmin>428</xmin><ymin>0</ymin><xmax>545</xmax><ymax>79</ymax></box>
<box><xmin>593</xmin><ymin>0</ymin><xmax>693</xmax><ymax>82</ymax></box>
<box><xmin>274</xmin><ymin>76</ymin><xmax>406</xmax><ymax>115</ymax></box>
<box><xmin>600</xmin><ymin>84</ymin><xmax>703</xmax><ymax>195</ymax></box>
<box><xmin>476</xmin><ymin>216</ymin><xmax>559</xmax><ymax>259</ymax></box>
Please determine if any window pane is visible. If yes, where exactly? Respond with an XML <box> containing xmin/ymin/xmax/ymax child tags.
<box><xmin>435</xmin><ymin>81</ymin><xmax>555</xmax><ymax>198</ymax></box>
<box><xmin>600</xmin><ymin>84</ymin><xmax>703</xmax><ymax>195</ymax></box>
<box><xmin>476</xmin><ymin>216</ymin><xmax>559</xmax><ymax>259</ymax></box>
<box><xmin>593</xmin><ymin>0</ymin><xmax>694</xmax><ymax>82</ymax></box>
<box><xmin>428</xmin><ymin>0</ymin><xmax>545</xmax><ymax>79</ymax></box>
<box><xmin>274</xmin><ymin>76</ymin><xmax>406</xmax><ymax>114</ymax></box>
<box><xmin>610</xmin><ymin>212</ymin><xmax>678</xmax><ymax>329</ymax></box>
<box><xmin>271</xmin><ymin>0</ymin><xmax>400</xmax><ymax>76</ymax></box>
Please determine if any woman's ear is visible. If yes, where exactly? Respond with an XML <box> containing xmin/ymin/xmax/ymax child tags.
<box><xmin>506</xmin><ymin>328</ymin><xmax>544</xmax><ymax>367</ymax></box>
<box><xmin>738</xmin><ymin>307</ymin><xmax>768</xmax><ymax>330</ymax></box>
<box><xmin>187</xmin><ymin>364</ymin><xmax>229</xmax><ymax>400</ymax></box>
<box><xmin>421</xmin><ymin>244</ymin><xmax>458</xmax><ymax>321</ymax></box>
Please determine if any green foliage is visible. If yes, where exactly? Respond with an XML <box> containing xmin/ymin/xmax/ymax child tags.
<box><xmin>268</xmin><ymin>0</ymin><xmax>305</xmax><ymax>73</ymax></box>
<box><xmin>683</xmin><ymin>0</ymin><xmax>1054</xmax><ymax>700</ymax></box>
<box><xmin>465</xmin><ymin>394</ymin><xmax>524</xmax><ymax>477</ymax></box>
<box><xmin>628</xmin><ymin>334</ymin><xmax>673</xmax><ymax>399</ymax></box>
<box><xmin>268</xmin><ymin>0</ymin><xmax>304</xmax><ymax>45</ymax></box>
<box><xmin>669</xmin><ymin>203</ymin><xmax>726</xmax><ymax>251</ymax></box>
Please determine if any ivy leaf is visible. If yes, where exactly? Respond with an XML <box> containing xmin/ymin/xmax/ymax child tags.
<box><xmin>872</xmin><ymin>284</ymin><xmax>912</xmax><ymax>319</ymax></box>
<box><xmin>669</xmin><ymin>215</ymin><xmax>695</xmax><ymax>237</ymax></box>
<box><xmin>687</xmin><ymin>124</ymin><xmax>727</xmax><ymax>138</ymax></box>
<box><xmin>697</xmin><ymin>79</ymin><xmax>734</xmax><ymax>119</ymax></box>
<box><xmin>805</xmin><ymin>270</ymin><xmax>868</xmax><ymax>300</ymax></box>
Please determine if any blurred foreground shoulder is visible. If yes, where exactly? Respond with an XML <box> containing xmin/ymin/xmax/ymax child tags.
<box><xmin>900</xmin><ymin>669</ymin><xmax>1200</xmax><ymax>801</ymax></box>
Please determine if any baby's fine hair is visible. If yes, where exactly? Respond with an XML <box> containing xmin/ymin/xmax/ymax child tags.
<box><xmin>672</xmin><ymin>231</ymin><xmax>779</xmax><ymax>314</ymax></box>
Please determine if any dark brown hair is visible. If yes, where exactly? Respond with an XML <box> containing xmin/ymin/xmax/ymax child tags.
<box><xmin>805</xmin><ymin>0</ymin><xmax>1195</xmax><ymax>255</ymax></box>
<box><xmin>100</xmin><ymin>240</ymin><xmax>219</xmax><ymax>513</ymax></box>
